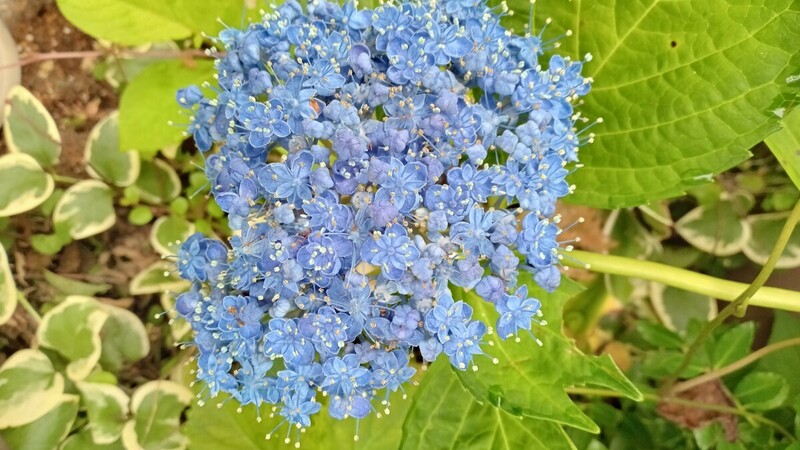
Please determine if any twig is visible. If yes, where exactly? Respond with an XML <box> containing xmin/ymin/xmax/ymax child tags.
<box><xmin>671</xmin><ymin>337</ymin><xmax>800</xmax><ymax>394</ymax></box>
<box><xmin>0</xmin><ymin>49</ymin><xmax>214</xmax><ymax>71</ymax></box>
<box><xmin>16</xmin><ymin>291</ymin><xmax>41</xmax><ymax>323</ymax></box>
<box><xmin>663</xmin><ymin>200</ymin><xmax>800</xmax><ymax>391</ymax></box>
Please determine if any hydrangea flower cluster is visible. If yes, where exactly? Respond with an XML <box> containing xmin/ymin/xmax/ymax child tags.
<box><xmin>174</xmin><ymin>0</ymin><xmax>592</xmax><ymax>440</ymax></box>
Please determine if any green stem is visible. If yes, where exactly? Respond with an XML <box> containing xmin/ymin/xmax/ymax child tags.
<box><xmin>566</xmin><ymin>387</ymin><xmax>795</xmax><ymax>441</ymax></box>
<box><xmin>672</xmin><ymin>337</ymin><xmax>800</xmax><ymax>394</ymax></box>
<box><xmin>663</xmin><ymin>200</ymin><xmax>800</xmax><ymax>390</ymax></box>
<box><xmin>50</xmin><ymin>173</ymin><xmax>81</xmax><ymax>184</ymax></box>
<box><xmin>16</xmin><ymin>291</ymin><xmax>41</xmax><ymax>323</ymax></box>
<box><xmin>564</xmin><ymin>251</ymin><xmax>800</xmax><ymax>313</ymax></box>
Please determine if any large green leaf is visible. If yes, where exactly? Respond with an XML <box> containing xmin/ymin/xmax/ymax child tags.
<box><xmin>53</xmin><ymin>180</ymin><xmax>116</xmax><ymax>240</ymax></box>
<box><xmin>122</xmin><ymin>381</ymin><xmax>193</xmax><ymax>450</ymax></box>
<box><xmin>119</xmin><ymin>60</ymin><xmax>215</xmax><ymax>154</ymax></box>
<box><xmin>765</xmin><ymin>107</ymin><xmax>800</xmax><ymax>190</ymax></box>
<box><xmin>757</xmin><ymin>311</ymin><xmax>800</xmax><ymax>397</ymax></box>
<box><xmin>135</xmin><ymin>159</ymin><xmax>182</xmax><ymax>205</ymax></box>
<box><xmin>3</xmin><ymin>85</ymin><xmax>61</xmax><ymax>167</ymax></box>
<box><xmin>37</xmin><ymin>296</ymin><xmax>110</xmax><ymax>381</ymax></box>
<box><xmin>0</xmin><ymin>244</ymin><xmax>16</xmax><ymax>325</ymax></box>
<box><xmin>0</xmin><ymin>349</ymin><xmax>65</xmax><ymax>429</ymax></box>
<box><xmin>130</xmin><ymin>261</ymin><xmax>189</xmax><ymax>296</ymax></box>
<box><xmin>0</xmin><ymin>394</ymin><xmax>79</xmax><ymax>450</ymax></box>
<box><xmin>453</xmin><ymin>276</ymin><xmax>641</xmax><ymax>433</ymax></box>
<box><xmin>184</xmin><ymin>378</ymin><xmax>415</xmax><ymax>450</ymax></box>
<box><xmin>519</xmin><ymin>0</ymin><xmax>800</xmax><ymax>208</ymax></box>
<box><xmin>150</xmin><ymin>216</ymin><xmax>195</xmax><ymax>257</ymax></box>
<box><xmin>674</xmin><ymin>199</ymin><xmax>751</xmax><ymax>256</ymax></box>
<box><xmin>55</xmin><ymin>0</ymin><xmax>192</xmax><ymax>45</ymax></box>
<box><xmin>0</xmin><ymin>153</ymin><xmax>55</xmax><ymax>218</ymax></box>
<box><xmin>85</xmin><ymin>111</ymin><xmax>141</xmax><ymax>187</ymax></box>
<box><xmin>711</xmin><ymin>322</ymin><xmax>755</xmax><ymax>369</ymax></box>
<box><xmin>401</xmin><ymin>361</ymin><xmax>576</xmax><ymax>450</ymax></box>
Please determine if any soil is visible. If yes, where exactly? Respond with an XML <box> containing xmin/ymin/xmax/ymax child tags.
<box><xmin>0</xmin><ymin>1</ymin><xmax>162</xmax><ymax>369</ymax></box>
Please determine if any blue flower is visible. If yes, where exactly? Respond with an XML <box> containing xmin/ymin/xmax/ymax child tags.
<box><xmin>215</xmin><ymin>178</ymin><xmax>258</xmax><ymax>217</ymax></box>
<box><xmin>265</xmin><ymin>318</ymin><xmax>315</xmax><ymax>365</ymax></box>
<box><xmin>271</xmin><ymin>77</ymin><xmax>319</xmax><ymax>133</ymax></box>
<box><xmin>296</xmin><ymin>232</ymin><xmax>353</xmax><ymax>287</ymax></box>
<box><xmin>360</xmin><ymin>224</ymin><xmax>420</xmax><ymax>280</ymax></box>
<box><xmin>424</xmin><ymin>23</ymin><xmax>472</xmax><ymax>65</ymax></box>
<box><xmin>450</xmin><ymin>206</ymin><xmax>497</xmax><ymax>257</ymax></box>
<box><xmin>257</xmin><ymin>150</ymin><xmax>315</xmax><ymax>205</ymax></box>
<box><xmin>237</xmin><ymin>101</ymin><xmax>291</xmax><ymax>148</ymax></box>
<box><xmin>321</xmin><ymin>354</ymin><xmax>371</xmax><ymax>398</ymax></box>
<box><xmin>386</xmin><ymin>34</ymin><xmax>434</xmax><ymax>85</ymax></box>
<box><xmin>495</xmin><ymin>285</ymin><xmax>542</xmax><ymax>340</ymax></box>
<box><xmin>218</xmin><ymin>295</ymin><xmax>263</xmax><ymax>340</ymax></box>
<box><xmin>304</xmin><ymin>61</ymin><xmax>346</xmax><ymax>97</ymax></box>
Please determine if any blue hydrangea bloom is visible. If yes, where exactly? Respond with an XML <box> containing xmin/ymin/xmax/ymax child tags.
<box><xmin>175</xmin><ymin>0</ymin><xmax>592</xmax><ymax>437</ymax></box>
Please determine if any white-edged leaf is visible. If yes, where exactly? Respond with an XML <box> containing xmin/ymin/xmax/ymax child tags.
<box><xmin>160</xmin><ymin>292</ymin><xmax>191</xmax><ymax>341</ymax></box>
<box><xmin>76</xmin><ymin>382</ymin><xmax>130</xmax><ymax>444</ymax></box>
<box><xmin>121</xmin><ymin>381</ymin><xmax>192</xmax><ymax>450</ymax></box>
<box><xmin>136</xmin><ymin>159</ymin><xmax>181</xmax><ymax>204</ymax></box>
<box><xmin>650</xmin><ymin>283</ymin><xmax>716</xmax><ymax>333</ymax></box>
<box><xmin>0</xmin><ymin>244</ymin><xmax>16</xmax><ymax>325</ymax></box>
<box><xmin>3</xmin><ymin>85</ymin><xmax>61</xmax><ymax>167</ymax></box>
<box><xmin>150</xmin><ymin>216</ymin><xmax>195</xmax><ymax>257</ymax></box>
<box><xmin>0</xmin><ymin>153</ymin><xmax>55</xmax><ymax>217</ymax></box>
<box><xmin>0</xmin><ymin>394</ymin><xmax>79</xmax><ymax>449</ymax></box>
<box><xmin>53</xmin><ymin>180</ymin><xmax>116</xmax><ymax>240</ymax></box>
<box><xmin>99</xmin><ymin>303</ymin><xmax>151</xmax><ymax>372</ymax></box>
<box><xmin>129</xmin><ymin>261</ymin><xmax>189</xmax><ymax>296</ymax></box>
<box><xmin>37</xmin><ymin>296</ymin><xmax>109</xmax><ymax>381</ymax></box>
<box><xmin>675</xmin><ymin>200</ymin><xmax>750</xmax><ymax>256</ymax></box>
<box><xmin>734</xmin><ymin>372</ymin><xmax>789</xmax><ymax>411</ymax></box>
<box><xmin>0</xmin><ymin>349</ymin><xmax>65</xmax><ymax>429</ymax></box>
<box><xmin>743</xmin><ymin>212</ymin><xmax>800</xmax><ymax>269</ymax></box>
<box><xmin>85</xmin><ymin>112</ymin><xmax>141</xmax><ymax>187</ymax></box>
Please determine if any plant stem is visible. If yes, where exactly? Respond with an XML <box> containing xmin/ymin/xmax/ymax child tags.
<box><xmin>672</xmin><ymin>337</ymin><xmax>800</xmax><ymax>394</ymax></box>
<box><xmin>16</xmin><ymin>291</ymin><xmax>41</xmax><ymax>323</ymax></box>
<box><xmin>566</xmin><ymin>387</ymin><xmax>795</xmax><ymax>441</ymax></box>
<box><xmin>564</xmin><ymin>252</ymin><xmax>800</xmax><ymax>313</ymax></box>
<box><xmin>51</xmin><ymin>173</ymin><xmax>81</xmax><ymax>184</ymax></box>
<box><xmin>663</xmin><ymin>200</ymin><xmax>800</xmax><ymax>390</ymax></box>
<box><xmin>0</xmin><ymin>49</ymin><xmax>213</xmax><ymax>70</ymax></box>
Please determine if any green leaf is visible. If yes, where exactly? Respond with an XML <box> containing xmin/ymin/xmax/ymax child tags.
<box><xmin>136</xmin><ymin>159</ymin><xmax>182</xmax><ymax>204</ymax></box>
<box><xmin>119</xmin><ymin>60</ymin><xmax>214</xmax><ymax>153</ymax></box>
<box><xmin>129</xmin><ymin>205</ymin><xmax>154</xmax><ymax>226</ymax></box>
<box><xmin>522</xmin><ymin>0</ymin><xmax>800</xmax><ymax>208</ymax></box>
<box><xmin>30</xmin><ymin>230</ymin><xmax>71</xmax><ymax>256</ymax></box>
<box><xmin>711</xmin><ymin>322</ymin><xmax>755</xmax><ymax>369</ymax></box>
<box><xmin>3</xmin><ymin>85</ymin><xmax>61</xmax><ymax>167</ymax></box>
<box><xmin>765</xmin><ymin>108</ymin><xmax>800</xmax><ymax>190</ymax></box>
<box><xmin>150</xmin><ymin>216</ymin><xmax>195</xmax><ymax>257</ymax></box>
<box><xmin>0</xmin><ymin>394</ymin><xmax>78</xmax><ymax>450</ymax></box>
<box><xmin>169</xmin><ymin>0</ymin><xmax>262</xmax><ymax>37</ymax></box>
<box><xmin>183</xmin><ymin>378</ymin><xmax>416</xmax><ymax>450</ymax></box>
<box><xmin>44</xmin><ymin>270</ymin><xmax>111</xmax><ymax>297</ymax></box>
<box><xmin>742</xmin><ymin>212</ymin><xmax>800</xmax><ymax>268</ymax></box>
<box><xmin>76</xmin><ymin>382</ymin><xmax>130</xmax><ymax>444</ymax></box>
<box><xmin>452</xmin><ymin>276</ymin><xmax>641</xmax><ymax>433</ymax></box>
<box><xmin>121</xmin><ymin>381</ymin><xmax>192</xmax><ymax>450</ymax></box>
<box><xmin>99</xmin><ymin>302</ymin><xmax>151</xmax><ymax>372</ymax></box>
<box><xmin>0</xmin><ymin>349</ymin><xmax>65</xmax><ymax>429</ymax></box>
<box><xmin>649</xmin><ymin>284</ymin><xmax>716</xmax><ymax>333</ymax></box>
<box><xmin>61</xmin><ymin>430</ymin><xmax>125</xmax><ymax>450</ymax></box>
<box><xmin>401</xmin><ymin>361</ymin><xmax>576</xmax><ymax>450</ymax></box>
<box><xmin>85</xmin><ymin>111</ymin><xmax>141</xmax><ymax>187</ymax></box>
<box><xmin>674</xmin><ymin>199</ymin><xmax>751</xmax><ymax>256</ymax></box>
<box><xmin>55</xmin><ymin>0</ymin><xmax>192</xmax><ymax>45</ymax></box>
<box><xmin>757</xmin><ymin>311</ymin><xmax>800</xmax><ymax>398</ymax></box>
<box><xmin>636</xmin><ymin>322</ymin><xmax>684</xmax><ymax>350</ymax></box>
<box><xmin>734</xmin><ymin>372</ymin><xmax>789</xmax><ymax>411</ymax></box>
<box><xmin>0</xmin><ymin>244</ymin><xmax>16</xmax><ymax>325</ymax></box>
<box><xmin>37</xmin><ymin>296</ymin><xmax>109</xmax><ymax>381</ymax></box>
<box><xmin>0</xmin><ymin>153</ymin><xmax>55</xmax><ymax>218</ymax></box>
<box><xmin>129</xmin><ymin>261</ymin><xmax>189</xmax><ymax>296</ymax></box>
<box><xmin>53</xmin><ymin>180</ymin><xmax>116</xmax><ymax>240</ymax></box>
